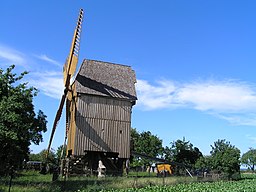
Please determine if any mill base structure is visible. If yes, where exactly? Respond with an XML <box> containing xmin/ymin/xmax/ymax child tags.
<box><xmin>61</xmin><ymin>152</ymin><xmax>129</xmax><ymax>177</ymax></box>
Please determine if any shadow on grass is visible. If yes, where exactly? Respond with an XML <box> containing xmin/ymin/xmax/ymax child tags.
<box><xmin>60</xmin><ymin>179</ymin><xmax>114</xmax><ymax>191</ymax></box>
<box><xmin>1</xmin><ymin>176</ymin><xmax>115</xmax><ymax>192</ymax></box>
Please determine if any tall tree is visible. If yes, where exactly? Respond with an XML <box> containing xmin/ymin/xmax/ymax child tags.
<box><xmin>241</xmin><ymin>148</ymin><xmax>256</xmax><ymax>172</ymax></box>
<box><xmin>0</xmin><ymin>65</ymin><xmax>47</xmax><ymax>175</ymax></box>
<box><xmin>210</xmin><ymin>139</ymin><xmax>240</xmax><ymax>180</ymax></box>
<box><xmin>170</xmin><ymin>137</ymin><xmax>202</xmax><ymax>165</ymax></box>
<box><xmin>168</xmin><ymin>137</ymin><xmax>202</xmax><ymax>173</ymax></box>
<box><xmin>130</xmin><ymin>128</ymin><xmax>163</xmax><ymax>166</ymax></box>
<box><xmin>195</xmin><ymin>155</ymin><xmax>212</xmax><ymax>172</ymax></box>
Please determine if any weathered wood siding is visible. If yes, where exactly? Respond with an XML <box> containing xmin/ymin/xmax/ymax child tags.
<box><xmin>73</xmin><ymin>94</ymin><xmax>132</xmax><ymax>158</ymax></box>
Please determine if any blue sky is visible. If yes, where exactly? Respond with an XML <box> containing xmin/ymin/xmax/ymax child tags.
<box><xmin>1</xmin><ymin>1</ymin><xmax>256</xmax><ymax>156</ymax></box>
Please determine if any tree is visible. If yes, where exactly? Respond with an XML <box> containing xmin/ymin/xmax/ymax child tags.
<box><xmin>56</xmin><ymin>144</ymin><xmax>67</xmax><ymax>161</ymax></box>
<box><xmin>130</xmin><ymin>128</ymin><xmax>163</xmax><ymax>167</ymax></box>
<box><xmin>241</xmin><ymin>148</ymin><xmax>256</xmax><ymax>172</ymax></box>
<box><xmin>195</xmin><ymin>155</ymin><xmax>212</xmax><ymax>172</ymax></box>
<box><xmin>0</xmin><ymin>65</ymin><xmax>47</xmax><ymax>175</ymax></box>
<box><xmin>168</xmin><ymin>137</ymin><xmax>202</xmax><ymax>174</ymax></box>
<box><xmin>210</xmin><ymin>139</ymin><xmax>240</xmax><ymax>180</ymax></box>
<box><xmin>29</xmin><ymin>153</ymin><xmax>42</xmax><ymax>162</ymax></box>
<box><xmin>29</xmin><ymin>149</ymin><xmax>56</xmax><ymax>164</ymax></box>
<box><xmin>170</xmin><ymin>137</ymin><xmax>202</xmax><ymax>166</ymax></box>
<box><xmin>162</xmin><ymin>146</ymin><xmax>173</xmax><ymax>161</ymax></box>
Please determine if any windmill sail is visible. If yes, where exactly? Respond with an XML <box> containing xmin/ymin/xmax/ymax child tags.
<box><xmin>47</xmin><ymin>9</ymin><xmax>84</xmax><ymax>155</ymax></box>
<box><xmin>63</xmin><ymin>9</ymin><xmax>83</xmax><ymax>85</ymax></box>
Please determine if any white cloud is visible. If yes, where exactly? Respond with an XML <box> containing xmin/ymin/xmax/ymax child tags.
<box><xmin>136</xmin><ymin>79</ymin><xmax>256</xmax><ymax>126</ymax></box>
<box><xmin>29</xmin><ymin>71</ymin><xmax>64</xmax><ymax>99</ymax></box>
<box><xmin>136</xmin><ymin>79</ymin><xmax>178</xmax><ymax>110</ymax></box>
<box><xmin>0</xmin><ymin>45</ymin><xmax>62</xmax><ymax>71</ymax></box>
<box><xmin>0</xmin><ymin>45</ymin><xmax>64</xmax><ymax>99</ymax></box>
<box><xmin>246</xmin><ymin>134</ymin><xmax>256</xmax><ymax>144</ymax></box>
<box><xmin>215</xmin><ymin>113</ymin><xmax>256</xmax><ymax>126</ymax></box>
<box><xmin>34</xmin><ymin>54</ymin><xmax>62</xmax><ymax>67</ymax></box>
<box><xmin>177</xmin><ymin>80</ymin><xmax>256</xmax><ymax>113</ymax></box>
<box><xmin>0</xmin><ymin>45</ymin><xmax>28</xmax><ymax>67</ymax></box>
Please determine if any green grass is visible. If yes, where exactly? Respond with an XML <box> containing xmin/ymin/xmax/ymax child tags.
<box><xmin>0</xmin><ymin>171</ymin><xmax>255</xmax><ymax>192</ymax></box>
<box><xmin>0</xmin><ymin>171</ymin><xmax>61</xmax><ymax>192</ymax></box>
<box><xmin>0</xmin><ymin>171</ymin><xmax>194</xmax><ymax>192</ymax></box>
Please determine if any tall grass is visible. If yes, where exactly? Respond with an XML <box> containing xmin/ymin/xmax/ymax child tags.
<box><xmin>0</xmin><ymin>171</ymin><xmax>196</xmax><ymax>192</ymax></box>
<box><xmin>0</xmin><ymin>171</ymin><xmax>61</xmax><ymax>192</ymax></box>
<box><xmin>2</xmin><ymin>171</ymin><xmax>252</xmax><ymax>192</ymax></box>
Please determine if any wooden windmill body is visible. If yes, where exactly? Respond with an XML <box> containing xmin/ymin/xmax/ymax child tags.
<box><xmin>67</xmin><ymin>60</ymin><xmax>137</xmax><ymax>158</ymax></box>
<box><xmin>48</xmin><ymin>9</ymin><xmax>137</xmax><ymax>175</ymax></box>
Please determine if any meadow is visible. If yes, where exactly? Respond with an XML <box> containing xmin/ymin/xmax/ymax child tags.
<box><xmin>0</xmin><ymin>171</ymin><xmax>255</xmax><ymax>192</ymax></box>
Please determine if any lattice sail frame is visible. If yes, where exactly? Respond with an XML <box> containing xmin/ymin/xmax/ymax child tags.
<box><xmin>47</xmin><ymin>9</ymin><xmax>84</xmax><ymax>155</ymax></box>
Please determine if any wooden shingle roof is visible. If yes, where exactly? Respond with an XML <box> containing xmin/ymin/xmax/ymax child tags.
<box><xmin>75</xmin><ymin>59</ymin><xmax>137</xmax><ymax>101</ymax></box>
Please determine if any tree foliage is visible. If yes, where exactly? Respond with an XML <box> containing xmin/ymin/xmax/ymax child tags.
<box><xmin>171</xmin><ymin>137</ymin><xmax>202</xmax><ymax>165</ymax></box>
<box><xmin>29</xmin><ymin>149</ymin><xmax>56</xmax><ymax>164</ymax></box>
<box><xmin>165</xmin><ymin>137</ymin><xmax>202</xmax><ymax>174</ymax></box>
<box><xmin>56</xmin><ymin>144</ymin><xmax>67</xmax><ymax>161</ymax></box>
<box><xmin>131</xmin><ymin>128</ymin><xmax>163</xmax><ymax>166</ymax></box>
<box><xmin>210</xmin><ymin>139</ymin><xmax>240</xmax><ymax>180</ymax></box>
<box><xmin>241</xmin><ymin>148</ymin><xmax>256</xmax><ymax>172</ymax></box>
<box><xmin>0</xmin><ymin>65</ymin><xmax>47</xmax><ymax>175</ymax></box>
<box><xmin>195</xmin><ymin>155</ymin><xmax>212</xmax><ymax>172</ymax></box>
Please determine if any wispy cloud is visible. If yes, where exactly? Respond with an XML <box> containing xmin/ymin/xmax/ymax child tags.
<box><xmin>0</xmin><ymin>44</ymin><xmax>28</xmax><ymax>67</ymax></box>
<box><xmin>136</xmin><ymin>79</ymin><xmax>179</xmax><ymax>110</ymax></box>
<box><xmin>246</xmin><ymin>134</ymin><xmax>256</xmax><ymax>144</ymax></box>
<box><xmin>136</xmin><ymin>79</ymin><xmax>256</xmax><ymax>126</ymax></box>
<box><xmin>34</xmin><ymin>54</ymin><xmax>62</xmax><ymax>67</ymax></box>
<box><xmin>177</xmin><ymin>80</ymin><xmax>256</xmax><ymax>113</ymax></box>
<box><xmin>0</xmin><ymin>44</ymin><xmax>62</xmax><ymax>70</ymax></box>
<box><xmin>0</xmin><ymin>45</ymin><xmax>64</xmax><ymax>99</ymax></box>
<box><xmin>29</xmin><ymin>71</ymin><xmax>64</xmax><ymax>99</ymax></box>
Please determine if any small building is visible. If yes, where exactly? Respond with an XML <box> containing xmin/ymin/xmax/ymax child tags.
<box><xmin>65</xmin><ymin>59</ymin><xmax>137</xmax><ymax>175</ymax></box>
<box><xmin>26</xmin><ymin>161</ymin><xmax>42</xmax><ymax>171</ymax></box>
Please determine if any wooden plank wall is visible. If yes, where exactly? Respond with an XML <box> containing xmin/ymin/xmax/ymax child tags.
<box><xmin>73</xmin><ymin>94</ymin><xmax>132</xmax><ymax>158</ymax></box>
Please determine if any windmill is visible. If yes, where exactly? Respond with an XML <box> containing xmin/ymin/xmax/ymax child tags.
<box><xmin>47</xmin><ymin>9</ymin><xmax>84</xmax><ymax>156</ymax></box>
<box><xmin>46</xmin><ymin>8</ymin><xmax>137</xmax><ymax>176</ymax></box>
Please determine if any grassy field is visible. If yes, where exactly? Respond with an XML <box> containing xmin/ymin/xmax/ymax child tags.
<box><xmin>0</xmin><ymin>171</ymin><xmax>255</xmax><ymax>192</ymax></box>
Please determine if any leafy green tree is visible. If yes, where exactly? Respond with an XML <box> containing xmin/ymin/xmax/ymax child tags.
<box><xmin>29</xmin><ymin>149</ymin><xmax>56</xmax><ymax>163</ymax></box>
<box><xmin>39</xmin><ymin>149</ymin><xmax>56</xmax><ymax>164</ymax></box>
<box><xmin>195</xmin><ymin>155</ymin><xmax>212</xmax><ymax>172</ymax></box>
<box><xmin>241</xmin><ymin>148</ymin><xmax>256</xmax><ymax>172</ymax></box>
<box><xmin>29</xmin><ymin>153</ymin><xmax>42</xmax><ymax>162</ymax></box>
<box><xmin>0</xmin><ymin>65</ymin><xmax>47</xmax><ymax>175</ymax></box>
<box><xmin>169</xmin><ymin>137</ymin><xmax>202</xmax><ymax>170</ymax></box>
<box><xmin>130</xmin><ymin>128</ymin><xmax>163</xmax><ymax>167</ymax></box>
<box><xmin>28</xmin><ymin>149</ymin><xmax>57</xmax><ymax>174</ymax></box>
<box><xmin>162</xmin><ymin>146</ymin><xmax>173</xmax><ymax>161</ymax></box>
<box><xmin>210</xmin><ymin>139</ymin><xmax>240</xmax><ymax>180</ymax></box>
<box><xmin>56</xmin><ymin>144</ymin><xmax>67</xmax><ymax>161</ymax></box>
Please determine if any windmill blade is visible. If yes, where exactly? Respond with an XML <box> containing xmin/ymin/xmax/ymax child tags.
<box><xmin>47</xmin><ymin>9</ymin><xmax>84</xmax><ymax>157</ymax></box>
<box><xmin>63</xmin><ymin>8</ymin><xmax>84</xmax><ymax>85</ymax></box>
<box><xmin>47</xmin><ymin>90</ymin><xmax>67</xmax><ymax>155</ymax></box>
